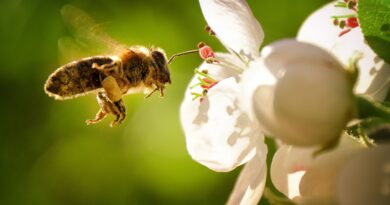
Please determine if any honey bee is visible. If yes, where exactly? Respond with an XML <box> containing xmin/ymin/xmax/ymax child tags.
<box><xmin>44</xmin><ymin>5</ymin><xmax>197</xmax><ymax>127</ymax></box>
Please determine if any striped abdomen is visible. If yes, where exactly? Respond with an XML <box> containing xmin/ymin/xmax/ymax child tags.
<box><xmin>45</xmin><ymin>56</ymin><xmax>113</xmax><ymax>100</ymax></box>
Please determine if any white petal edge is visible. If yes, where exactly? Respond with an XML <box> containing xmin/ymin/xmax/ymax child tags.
<box><xmin>180</xmin><ymin>76</ymin><xmax>265</xmax><ymax>172</ymax></box>
<box><xmin>199</xmin><ymin>0</ymin><xmax>264</xmax><ymax>58</ymax></box>
<box><xmin>227</xmin><ymin>145</ymin><xmax>268</xmax><ymax>205</ymax></box>
<box><xmin>239</xmin><ymin>58</ymin><xmax>278</xmax><ymax>136</ymax></box>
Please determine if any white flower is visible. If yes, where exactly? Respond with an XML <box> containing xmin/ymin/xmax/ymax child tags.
<box><xmin>181</xmin><ymin>0</ymin><xmax>358</xmax><ymax>203</ymax></box>
<box><xmin>270</xmin><ymin>135</ymin><xmax>365</xmax><ymax>205</ymax></box>
<box><xmin>338</xmin><ymin>143</ymin><xmax>390</xmax><ymax>205</ymax></box>
<box><xmin>271</xmin><ymin>136</ymin><xmax>390</xmax><ymax>205</ymax></box>
<box><xmin>269</xmin><ymin>2</ymin><xmax>390</xmax><ymax>202</ymax></box>
<box><xmin>181</xmin><ymin>0</ymin><xmax>267</xmax><ymax>204</ymax></box>
<box><xmin>297</xmin><ymin>1</ymin><xmax>390</xmax><ymax>102</ymax></box>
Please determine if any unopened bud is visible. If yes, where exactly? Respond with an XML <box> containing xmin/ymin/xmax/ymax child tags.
<box><xmin>247</xmin><ymin>40</ymin><xmax>354</xmax><ymax>146</ymax></box>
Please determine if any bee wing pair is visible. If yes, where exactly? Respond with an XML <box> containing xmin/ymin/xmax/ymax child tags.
<box><xmin>58</xmin><ymin>5</ymin><xmax>128</xmax><ymax>63</ymax></box>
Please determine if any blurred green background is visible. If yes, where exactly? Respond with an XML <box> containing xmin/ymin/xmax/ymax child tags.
<box><xmin>0</xmin><ymin>0</ymin><xmax>329</xmax><ymax>204</ymax></box>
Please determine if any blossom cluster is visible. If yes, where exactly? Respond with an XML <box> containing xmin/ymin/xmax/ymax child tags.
<box><xmin>180</xmin><ymin>0</ymin><xmax>390</xmax><ymax>204</ymax></box>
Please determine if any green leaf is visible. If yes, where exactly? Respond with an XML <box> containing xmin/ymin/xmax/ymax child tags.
<box><xmin>356</xmin><ymin>95</ymin><xmax>390</xmax><ymax>121</ymax></box>
<box><xmin>358</xmin><ymin>0</ymin><xmax>390</xmax><ymax>64</ymax></box>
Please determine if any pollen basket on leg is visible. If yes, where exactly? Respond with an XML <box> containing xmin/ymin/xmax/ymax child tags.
<box><xmin>44</xmin><ymin>56</ymin><xmax>114</xmax><ymax>100</ymax></box>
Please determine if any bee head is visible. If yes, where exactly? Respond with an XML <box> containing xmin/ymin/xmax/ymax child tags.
<box><xmin>151</xmin><ymin>48</ymin><xmax>171</xmax><ymax>84</ymax></box>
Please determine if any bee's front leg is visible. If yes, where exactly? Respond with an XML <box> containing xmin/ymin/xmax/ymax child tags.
<box><xmin>144</xmin><ymin>87</ymin><xmax>159</xmax><ymax>99</ymax></box>
<box><xmin>86</xmin><ymin>91</ymin><xmax>126</xmax><ymax>127</ymax></box>
<box><xmin>159</xmin><ymin>86</ymin><xmax>165</xmax><ymax>97</ymax></box>
<box><xmin>144</xmin><ymin>84</ymin><xmax>165</xmax><ymax>99</ymax></box>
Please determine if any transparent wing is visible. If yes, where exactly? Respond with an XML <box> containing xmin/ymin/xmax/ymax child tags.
<box><xmin>60</xmin><ymin>5</ymin><xmax>128</xmax><ymax>58</ymax></box>
<box><xmin>58</xmin><ymin>37</ymin><xmax>90</xmax><ymax>64</ymax></box>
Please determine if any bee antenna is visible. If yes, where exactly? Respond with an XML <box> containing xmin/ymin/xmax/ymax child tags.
<box><xmin>168</xmin><ymin>49</ymin><xmax>199</xmax><ymax>64</ymax></box>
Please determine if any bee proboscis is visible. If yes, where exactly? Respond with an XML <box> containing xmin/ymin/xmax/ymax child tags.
<box><xmin>44</xmin><ymin>5</ymin><xmax>197</xmax><ymax>127</ymax></box>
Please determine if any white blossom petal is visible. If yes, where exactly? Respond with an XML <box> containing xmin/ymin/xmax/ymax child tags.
<box><xmin>297</xmin><ymin>2</ymin><xmax>349</xmax><ymax>50</ymax></box>
<box><xmin>270</xmin><ymin>144</ymin><xmax>315</xmax><ymax>199</ymax></box>
<box><xmin>239</xmin><ymin>58</ymin><xmax>278</xmax><ymax>136</ymax></box>
<box><xmin>212</xmin><ymin>53</ymin><xmax>246</xmax><ymax>78</ymax></box>
<box><xmin>180</xmin><ymin>76</ymin><xmax>265</xmax><ymax>172</ymax></box>
<box><xmin>227</xmin><ymin>147</ymin><xmax>268</xmax><ymax>205</ymax></box>
<box><xmin>299</xmin><ymin>136</ymin><xmax>364</xmax><ymax>203</ymax></box>
<box><xmin>330</xmin><ymin>29</ymin><xmax>390</xmax><ymax>101</ymax></box>
<box><xmin>270</xmin><ymin>135</ymin><xmax>364</xmax><ymax>203</ymax></box>
<box><xmin>199</xmin><ymin>0</ymin><xmax>264</xmax><ymax>58</ymax></box>
<box><xmin>338</xmin><ymin>143</ymin><xmax>390</xmax><ymax>205</ymax></box>
<box><xmin>297</xmin><ymin>1</ymin><xmax>390</xmax><ymax>101</ymax></box>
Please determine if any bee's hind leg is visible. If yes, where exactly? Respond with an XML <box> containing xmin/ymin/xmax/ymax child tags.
<box><xmin>86</xmin><ymin>91</ymin><xmax>109</xmax><ymax>125</ymax></box>
<box><xmin>86</xmin><ymin>109</ymin><xmax>108</xmax><ymax>125</ymax></box>
<box><xmin>86</xmin><ymin>91</ymin><xmax>126</xmax><ymax>127</ymax></box>
<box><xmin>110</xmin><ymin>100</ymin><xmax>126</xmax><ymax>127</ymax></box>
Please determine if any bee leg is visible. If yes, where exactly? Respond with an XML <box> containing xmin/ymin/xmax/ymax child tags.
<box><xmin>102</xmin><ymin>76</ymin><xmax>122</xmax><ymax>102</ymax></box>
<box><xmin>110</xmin><ymin>100</ymin><xmax>126</xmax><ymax>127</ymax></box>
<box><xmin>86</xmin><ymin>109</ymin><xmax>108</xmax><ymax>125</ymax></box>
<box><xmin>85</xmin><ymin>91</ymin><xmax>126</xmax><ymax>127</ymax></box>
<box><xmin>86</xmin><ymin>91</ymin><xmax>109</xmax><ymax>125</ymax></box>
<box><xmin>144</xmin><ymin>87</ymin><xmax>159</xmax><ymax>99</ymax></box>
<box><xmin>159</xmin><ymin>86</ymin><xmax>165</xmax><ymax>97</ymax></box>
<box><xmin>100</xmin><ymin>76</ymin><xmax>126</xmax><ymax>126</ymax></box>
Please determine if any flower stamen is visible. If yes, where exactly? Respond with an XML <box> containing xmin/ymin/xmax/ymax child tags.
<box><xmin>332</xmin><ymin>0</ymin><xmax>359</xmax><ymax>37</ymax></box>
<box><xmin>205</xmin><ymin>25</ymin><xmax>216</xmax><ymax>36</ymax></box>
<box><xmin>197</xmin><ymin>42</ymin><xmax>244</xmax><ymax>72</ymax></box>
<box><xmin>190</xmin><ymin>69</ymin><xmax>219</xmax><ymax>102</ymax></box>
<box><xmin>198</xmin><ymin>42</ymin><xmax>218</xmax><ymax>63</ymax></box>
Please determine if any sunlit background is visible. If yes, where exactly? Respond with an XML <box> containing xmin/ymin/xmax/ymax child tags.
<box><xmin>0</xmin><ymin>0</ymin><xmax>330</xmax><ymax>204</ymax></box>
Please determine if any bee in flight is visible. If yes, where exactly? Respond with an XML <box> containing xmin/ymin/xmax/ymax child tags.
<box><xmin>44</xmin><ymin>5</ymin><xmax>197</xmax><ymax>127</ymax></box>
